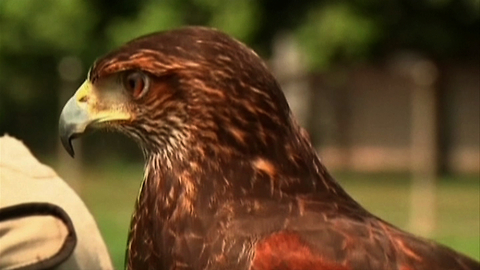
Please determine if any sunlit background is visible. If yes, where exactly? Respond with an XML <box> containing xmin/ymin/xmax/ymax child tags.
<box><xmin>1</xmin><ymin>0</ymin><xmax>479</xmax><ymax>269</ymax></box>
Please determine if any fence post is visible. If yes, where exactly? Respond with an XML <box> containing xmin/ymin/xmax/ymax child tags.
<box><xmin>271</xmin><ymin>32</ymin><xmax>310</xmax><ymax>128</ymax></box>
<box><xmin>408</xmin><ymin>57</ymin><xmax>439</xmax><ymax>236</ymax></box>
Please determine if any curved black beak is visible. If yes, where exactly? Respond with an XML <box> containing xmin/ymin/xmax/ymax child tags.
<box><xmin>59</xmin><ymin>96</ymin><xmax>91</xmax><ymax>158</ymax></box>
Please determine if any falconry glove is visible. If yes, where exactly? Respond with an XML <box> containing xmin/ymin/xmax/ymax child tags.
<box><xmin>0</xmin><ymin>135</ymin><xmax>114</xmax><ymax>270</ymax></box>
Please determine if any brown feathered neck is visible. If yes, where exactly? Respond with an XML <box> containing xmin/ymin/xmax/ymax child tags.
<box><xmin>90</xmin><ymin>26</ymin><xmax>355</xmax><ymax>212</ymax></box>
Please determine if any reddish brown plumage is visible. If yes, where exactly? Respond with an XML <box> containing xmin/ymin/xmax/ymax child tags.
<box><xmin>251</xmin><ymin>231</ymin><xmax>351</xmax><ymax>270</ymax></box>
<box><xmin>63</xmin><ymin>27</ymin><xmax>479</xmax><ymax>270</ymax></box>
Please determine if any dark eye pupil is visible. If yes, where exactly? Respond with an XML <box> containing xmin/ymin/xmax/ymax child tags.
<box><xmin>125</xmin><ymin>72</ymin><xmax>147</xmax><ymax>99</ymax></box>
<box><xmin>128</xmin><ymin>77</ymin><xmax>137</xmax><ymax>90</ymax></box>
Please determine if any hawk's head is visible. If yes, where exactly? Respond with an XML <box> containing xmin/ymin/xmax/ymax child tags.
<box><xmin>59</xmin><ymin>27</ymin><xmax>298</xmax><ymax>161</ymax></box>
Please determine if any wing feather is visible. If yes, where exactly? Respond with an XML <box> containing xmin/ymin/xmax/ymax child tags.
<box><xmin>247</xmin><ymin>196</ymin><xmax>479</xmax><ymax>270</ymax></box>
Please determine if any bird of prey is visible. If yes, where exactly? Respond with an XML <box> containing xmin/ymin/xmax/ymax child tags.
<box><xmin>59</xmin><ymin>27</ymin><xmax>479</xmax><ymax>270</ymax></box>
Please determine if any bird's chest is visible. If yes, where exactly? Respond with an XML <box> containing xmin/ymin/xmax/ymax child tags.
<box><xmin>127</xmin><ymin>198</ymin><xmax>253</xmax><ymax>270</ymax></box>
<box><xmin>167</xmin><ymin>217</ymin><xmax>254</xmax><ymax>269</ymax></box>
<box><xmin>128</xmin><ymin>214</ymin><xmax>253</xmax><ymax>270</ymax></box>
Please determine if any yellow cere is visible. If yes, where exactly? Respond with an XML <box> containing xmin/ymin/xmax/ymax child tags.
<box><xmin>75</xmin><ymin>80</ymin><xmax>92</xmax><ymax>103</ymax></box>
<box><xmin>75</xmin><ymin>79</ymin><xmax>131</xmax><ymax>123</ymax></box>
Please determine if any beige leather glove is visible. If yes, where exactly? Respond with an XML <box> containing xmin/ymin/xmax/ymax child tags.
<box><xmin>0</xmin><ymin>135</ymin><xmax>114</xmax><ymax>270</ymax></box>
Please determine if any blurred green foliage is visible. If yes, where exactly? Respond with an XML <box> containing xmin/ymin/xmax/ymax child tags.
<box><xmin>0</xmin><ymin>0</ymin><xmax>479</xmax><ymax>158</ymax></box>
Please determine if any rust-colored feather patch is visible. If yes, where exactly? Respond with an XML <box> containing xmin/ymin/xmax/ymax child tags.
<box><xmin>251</xmin><ymin>231</ymin><xmax>351</xmax><ymax>270</ymax></box>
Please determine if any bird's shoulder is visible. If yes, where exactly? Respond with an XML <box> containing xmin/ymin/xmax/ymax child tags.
<box><xmin>231</xmin><ymin>195</ymin><xmax>479</xmax><ymax>270</ymax></box>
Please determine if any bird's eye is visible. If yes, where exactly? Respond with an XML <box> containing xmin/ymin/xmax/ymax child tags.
<box><xmin>124</xmin><ymin>71</ymin><xmax>149</xmax><ymax>99</ymax></box>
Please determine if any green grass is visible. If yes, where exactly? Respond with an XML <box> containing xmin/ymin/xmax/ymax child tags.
<box><xmin>80</xmin><ymin>162</ymin><xmax>143</xmax><ymax>269</ymax></box>
<box><xmin>76</xmin><ymin>165</ymin><xmax>479</xmax><ymax>269</ymax></box>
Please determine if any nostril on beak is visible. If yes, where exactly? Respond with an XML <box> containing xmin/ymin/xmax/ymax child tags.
<box><xmin>78</xmin><ymin>95</ymin><xmax>88</xmax><ymax>102</ymax></box>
